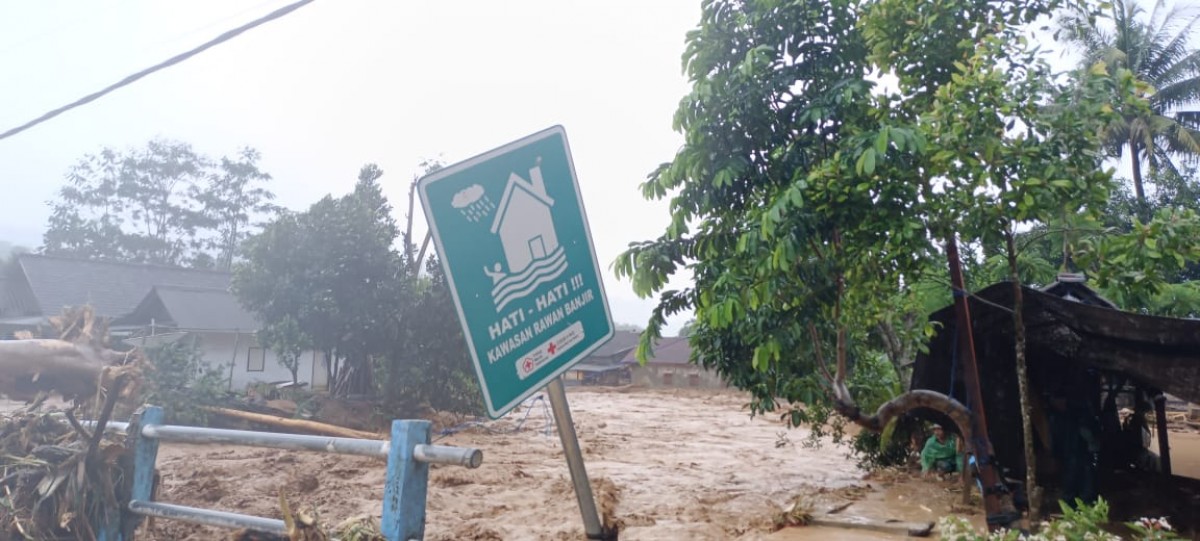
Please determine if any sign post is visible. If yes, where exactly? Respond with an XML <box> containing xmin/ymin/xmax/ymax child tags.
<box><xmin>418</xmin><ymin>125</ymin><xmax>615</xmax><ymax>539</ymax></box>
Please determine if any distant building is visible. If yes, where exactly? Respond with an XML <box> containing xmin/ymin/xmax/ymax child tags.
<box><xmin>117</xmin><ymin>285</ymin><xmax>328</xmax><ymax>390</ymax></box>
<box><xmin>909</xmin><ymin>275</ymin><xmax>1200</xmax><ymax>488</ymax></box>
<box><xmin>621</xmin><ymin>336</ymin><xmax>727</xmax><ymax>389</ymax></box>
<box><xmin>563</xmin><ymin>330</ymin><xmax>638</xmax><ymax>386</ymax></box>
<box><xmin>0</xmin><ymin>254</ymin><xmax>325</xmax><ymax>390</ymax></box>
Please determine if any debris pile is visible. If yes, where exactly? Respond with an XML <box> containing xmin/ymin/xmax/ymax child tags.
<box><xmin>0</xmin><ymin>306</ymin><xmax>143</xmax><ymax>539</ymax></box>
<box><xmin>0</xmin><ymin>411</ymin><xmax>127</xmax><ymax>540</ymax></box>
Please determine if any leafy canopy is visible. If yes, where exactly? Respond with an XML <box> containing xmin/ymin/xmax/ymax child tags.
<box><xmin>234</xmin><ymin>165</ymin><xmax>481</xmax><ymax>414</ymax></box>
<box><xmin>616</xmin><ymin>0</ymin><xmax>1121</xmax><ymax>429</ymax></box>
<box><xmin>1061</xmin><ymin>0</ymin><xmax>1200</xmax><ymax>206</ymax></box>
<box><xmin>43</xmin><ymin>139</ymin><xmax>277</xmax><ymax>269</ymax></box>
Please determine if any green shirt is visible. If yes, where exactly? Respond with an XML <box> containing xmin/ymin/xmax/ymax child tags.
<box><xmin>920</xmin><ymin>434</ymin><xmax>960</xmax><ymax>473</ymax></box>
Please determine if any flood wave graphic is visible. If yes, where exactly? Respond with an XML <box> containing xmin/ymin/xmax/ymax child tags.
<box><xmin>492</xmin><ymin>247</ymin><xmax>568</xmax><ymax>311</ymax></box>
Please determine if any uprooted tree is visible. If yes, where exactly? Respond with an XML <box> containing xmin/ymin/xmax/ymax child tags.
<box><xmin>615</xmin><ymin>0</ymin><xmax>1125</xmax><ymax>523</ymax></box>
<box><xmin>0</xmin><ymin>307</ymin><xmax>143</xmax><ymax>539</ymax></box>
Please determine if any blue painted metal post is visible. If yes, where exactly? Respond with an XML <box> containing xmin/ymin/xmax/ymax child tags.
<box><xmin>381</xmin><ymin>420</ymin><xmax>432</xmax><ymax>541</ymax></box>
<box><xmin>124</xmin><ymin>406</ymin><xmax>165</xmax><ymax>539</ymax></box>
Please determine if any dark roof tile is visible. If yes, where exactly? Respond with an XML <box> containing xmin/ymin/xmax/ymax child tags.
<box><xmin>16</xmin><ymin>254</ymin><xmax>231</xmax><ymax>318</ymax></box>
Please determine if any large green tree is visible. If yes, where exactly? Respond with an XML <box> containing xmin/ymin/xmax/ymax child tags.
<box><xmin>1061</xmin><ymin>0</ymin><xmax>1200</xmax><ymax>206</ymax></box>
<box><xmin>234</xmin><ymin>165</ymin><xmax>480</xmax><ymax>411</ymax></box>
<box><xmin>43</xmin><ymin>139</ymin><xmax>277</xmax><ymax>269</ymax></box>
<box><xmin>194</xmin><ymin>148</ymin><xmax>280</xmax><ymax>270</ymax></box>
<box><xmin>617</xmin><ymin>0</ymin><xmax>1122</xmax><ymax>522</ymax></box>
<box><xmin>234</xmin><ymin>166</ymin><xmax>400</xmax><ymax>395</ymax></box>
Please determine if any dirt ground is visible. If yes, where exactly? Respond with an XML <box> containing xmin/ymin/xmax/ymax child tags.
<box><xmin>143</xmin><ymin>387</ymin><xmax>956</xmax><ymax>540</ymax></box>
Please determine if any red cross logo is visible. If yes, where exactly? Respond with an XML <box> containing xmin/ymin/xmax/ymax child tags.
<box><xmin>548</xmin><ymin>342</ymin><xmax>558</xmax><ymax>355</ymax></box>
<box><xmin>522</xmin><ymin>358</ymin><xmax>534</xmax><ymax>373</ymax></box>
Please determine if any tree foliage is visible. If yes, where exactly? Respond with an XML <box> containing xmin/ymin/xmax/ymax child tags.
<box><xmin>140</xmin><ymin>338</ymin><xmax>228</xmax><ymax>425</ymax></box>
<box><xmin>615</xmin><ymin>0</ymin><xmax>1122</xmax><ymax>446</ymax></box>
<box><xmin>259</xmin><ymin>315</ymin><xmax>310</xmax><ymax>385</ymax></box>
<box><xmin>1061</xmin><ymin>0</ymin><xmax>1200</xmax><ymax>207</ymax></box>
<box><xmin>43</xmin><ymin>139</ymin><xmax>277</xmax><ymax>269</ymax></box>
<box><xmin>234</xmin><ymin>164</ymin><xmax>480</xmax><ymax>414</ymax></box>
<box><xmin>234</xmin><ymin>166</ymin><xmax>401</xmax><ymax>396</ymax></box>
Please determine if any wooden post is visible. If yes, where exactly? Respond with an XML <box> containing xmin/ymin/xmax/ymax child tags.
<box><xmin>1154</xmin><ymin>393</ymin><xmax>1172</xmax><ymax>476</ymax></box>
<box><xmin>382</xmin><ymin>420</ymin><xmax>432</xmax><ymax>541</ymax></box>
<box><xmin>945</xmin><ymin>238</ymin><xmax>1010</xmax><ymax>530</ymax></box>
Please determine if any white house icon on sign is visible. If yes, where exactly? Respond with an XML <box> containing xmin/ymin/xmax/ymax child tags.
<box><xmin>486</xmin><ymin>158</ymin><xmax>569</xmax><ymax>312</ymax></box>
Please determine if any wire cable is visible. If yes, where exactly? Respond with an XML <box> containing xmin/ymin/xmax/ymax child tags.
<box><xmin>0</xmin><ymin>0</ymin><xmax>317</xmax><ymax>142</ymax></box>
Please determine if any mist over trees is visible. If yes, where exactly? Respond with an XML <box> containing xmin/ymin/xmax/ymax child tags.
<box><xmin>42</xmin><ymin>138</ymin><xmax>278</xmax><ymax>269</ymax></box>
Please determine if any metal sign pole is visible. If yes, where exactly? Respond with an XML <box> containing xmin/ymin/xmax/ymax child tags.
<box><xmin>546</xmin><ymin>377</ymin><xmax>611</xmax><ymax>540</ymax></box>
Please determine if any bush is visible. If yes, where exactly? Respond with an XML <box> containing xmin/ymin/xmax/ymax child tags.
<box><xmin>140</xmin><ymin>338</ymin><xmax>228</xmax><ymax>425</ymax></box>
<box><xmin>850</xmin><ymin>419</ymin><xmax>918</xmax><ymax>469</ymax></box>
<box><xmin>374</xmin><ymin>269</ymin><xmax>484</xmax><ymax>419</ymax></box>
<box><xmin>938</xmin><ymin>498</ymin><xmax>1179</xmax><ymax>541</ymax></box>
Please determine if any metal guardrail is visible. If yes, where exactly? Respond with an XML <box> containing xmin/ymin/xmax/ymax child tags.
<box><xmin>87</xmin><ymin>405</ymin><xmax>482</xmax><ymax>541</ymax></box>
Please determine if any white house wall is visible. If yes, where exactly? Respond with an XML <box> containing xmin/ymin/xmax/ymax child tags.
<box><xmin>191</xmin><ymin>333</ymin><xmax>321</xmax><ymax>391</ymax></box>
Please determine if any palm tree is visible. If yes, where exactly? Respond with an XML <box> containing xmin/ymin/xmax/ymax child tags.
<box><xmin>1062</xmin><ymin>0</ymin><xmax>1200</xmax><ymax>207</ymax></box>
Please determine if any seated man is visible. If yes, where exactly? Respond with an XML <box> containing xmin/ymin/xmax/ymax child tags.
<box><xmin>920</xmin><ymin>425</ymin><xmax>960</xmax><ymax>476</ymax></box>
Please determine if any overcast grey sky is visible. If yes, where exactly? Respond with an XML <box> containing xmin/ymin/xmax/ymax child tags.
<box><xmin>0</xmin><ymin>1</ymin><xmax>700</xmax><ymax>332</ymax></box>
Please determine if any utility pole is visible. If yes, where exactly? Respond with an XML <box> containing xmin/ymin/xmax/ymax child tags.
<box><xmin>946</xmin><ymin>237</ymin><xmax>1017</xmax><ymax>530</ymax></box>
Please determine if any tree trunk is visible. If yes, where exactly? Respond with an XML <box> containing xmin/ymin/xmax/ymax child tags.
<box><xmin>833</xmin><ymin>387</ymin><xmax>973</xmax><ymax>440</ymax></box>
<box><xmin>1129</xmin><ymin>137</ymin><xmax>1146</xmax><ymax>212</ymax></box>
<box><xmin>1006</xmin><ymin>230</ymin><xmax>1042</xmax><ymax>520</ymax></box>
<box><xmin>0</xmin><ymin>339</ymin><xmax>124</xmax><ymax>400</ymax></box>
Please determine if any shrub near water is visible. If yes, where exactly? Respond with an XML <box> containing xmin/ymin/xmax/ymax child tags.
<box><xmin>140</xmin><ymin>339</ymin><xmax>228</xmax><ymax>425</ymax></box>
<box><xmin>938</xmin><ymin>499</ymin><xmax>1179</xmax><ymax>540</ymax></box>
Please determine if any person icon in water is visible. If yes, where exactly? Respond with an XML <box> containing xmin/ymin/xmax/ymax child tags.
<box><xmin>484</xmin><ymin>263</ymin><xmax>505</xmax><ymax>284</ymax></box>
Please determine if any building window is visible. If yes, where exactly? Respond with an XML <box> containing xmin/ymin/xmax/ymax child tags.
<box><xmin>688</xmin><ymin>374</ymin><xmax>700</xmax><ymax>388</ymax></box>
<box><xmin>662</xmin><ymin>372</ymin><xmax>673</xmax><ymax>385</ymax></box>
<box><xmin>247</xmin><ymin>347</ymin><xmax>266</xmax><ymax>372</ymax></box>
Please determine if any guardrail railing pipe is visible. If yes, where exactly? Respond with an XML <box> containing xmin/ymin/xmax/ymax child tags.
<box><xmin>140</xmin><ymin>424</ymin><xmax>389</xmax><ymax>458</ymax></box>
<box><xmin>128</xmin><ymin>500</ymin><xmax>287</xmax><ymax>534</ymax></box>
<box><xmin>414</xmin><ymin>443</ymin><xmax>483</xmax><ymax>469</ymax></box>
<box><xmin>86</xmin><ymin>407</ymin><xmax>483</xmax><ymax>541</ymax></box>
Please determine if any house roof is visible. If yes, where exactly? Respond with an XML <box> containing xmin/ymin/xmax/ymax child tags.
<box><xmin>1039</xmin><ymin>276</ymin><xmax>1118</xmax><ymax>309</ymax></box>
<box><xmin>908</xmin><ymin>281</ymin><xmax>1200</xmax><ymax>479</ymax></box>
<box><xmin>913</xmin><ymin>281</ymin><xmax>1200</xmax><ymax>400</ymax></box>
<box><xmin>118</xmin><ymin>285</ymin><xmax>259</xmax><ymax>332</ymax></box>
<box><xmin>14</xmin><ymin>254</ymin><xmax>232</xmax><ymax>319</ymax></box>
<box><xmin>588</xmin><ymin>330</ymin><xmax>641</xmax><ymax>359</ymax></box>
<box><xmin>489</xmin><ymin>171</ymin><xmax>554</xmax><ymax>234</ymax></box>
<box><xmin>0</xmin><ymin>274</ymin><xmax>39</xmax><ymax>319</ymax></box>
<box><xmin>570</xmin><ymin>362</ymin><xmax>628</xmax><ymax>373</ymax></box>
<box><xmin>621</xmin><ymin>336</ymin><xmax>693</xmax><ymax>365</ymax></box>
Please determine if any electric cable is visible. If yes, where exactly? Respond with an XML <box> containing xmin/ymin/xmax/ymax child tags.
<box><xmin>0</xmin><ymin>0</ymin><xmax>317</xmax><ymax>142</ymax></box>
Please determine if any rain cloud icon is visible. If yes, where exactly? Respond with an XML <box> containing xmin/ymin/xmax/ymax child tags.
<box><xmin>452</xmin><ymin>184</ymin><xmax>485</xmax><ymax>208</ymax></box>
<box><xmin>451</xmin><ymin>184</ymin><xmax>496</xmax><ymax>223</ymax></box>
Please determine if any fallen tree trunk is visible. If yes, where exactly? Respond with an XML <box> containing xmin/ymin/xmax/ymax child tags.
<box><xmin>201</xmin><ymin>406</ymin><xmax>382</xmax><ymax>440</ymax></box>
<box><xmin>808</xmin><ymin>516</ymin><xmax>934</xmax><ymax>537</ymax></box>
<box><xmin>0</xmin><ymin>339</ymin><xmax>127</xmax><ymax>401</ymax></box>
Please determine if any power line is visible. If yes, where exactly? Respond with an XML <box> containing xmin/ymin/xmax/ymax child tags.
<box><xmin>0</xmin><ymin>0</ymin><xmax>317</xmax><ymax>142</ymax></box>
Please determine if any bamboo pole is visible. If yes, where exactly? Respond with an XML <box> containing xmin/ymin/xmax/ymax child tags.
<box><xmin>200</xmin><ymin>406</ymin><xmax>381</xmax><ymax>440</ymax></box>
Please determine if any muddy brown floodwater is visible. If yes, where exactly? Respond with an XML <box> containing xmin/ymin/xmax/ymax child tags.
<box><xmin>11</xmin><ymin>391</ymin><xmax>1194</xmax><ymax>539</ymax></box>
<box><xmin>146</xmin><ymin>387</ymin><xmax>881</xmax><ymax>540</ymax></box>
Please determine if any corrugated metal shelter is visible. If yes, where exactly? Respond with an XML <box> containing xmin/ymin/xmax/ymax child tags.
<box><xmin>909</xmin><ymin>279</ymin><xmax>1200</xmax><ymax>486</ymax></box>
